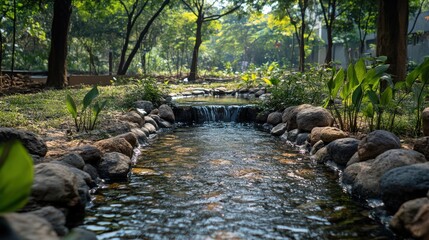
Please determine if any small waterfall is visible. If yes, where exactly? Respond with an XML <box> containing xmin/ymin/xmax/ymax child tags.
<box><xmin>174</xmin><ymin>105</ymin><xmax>258</xmax><ymax>124</ymax></box>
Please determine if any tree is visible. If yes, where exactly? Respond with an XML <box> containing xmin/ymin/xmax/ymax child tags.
<box><xmin>376</xmin><ymin>0</ymin><xmax>408</xmax><ymax>83</ymax></box>
<box><xmin>116</xmin><ymin>0</ymin><xmax>170</xmax><ymax>75</ymax></box>
<box><xmin>318</xmin><ymin>0</ymin><xmax>340</xmax><ymax>64</ymax></box>
<box><xmin>46</xmin><ymin>0</ymin><xmax>72</xmax><ymax>89</ymax></box>
<box><xmin>347</xmin><ymin>0</ymin><xmax>377</xmax><ymax>55</ymax></box>
<box><xmin>181</xmin><ymin>0</ymin><xmax>241</xmax><ymax>81</ymax></box>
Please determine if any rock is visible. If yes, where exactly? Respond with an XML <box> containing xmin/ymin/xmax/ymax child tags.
<box><xmin>130</xmin><ymin>128</ymin><xmax>148</xmax><ymax>144</ymax></box>
<box><xmin>83</xmin><ymin>164</ymin><xmax>99</xmax><ymax>181</ymax></box>
<box><xmin>271</xmin><ymin>123</ymin><xmax>288</xmax><ymax>136</ymax></box>
<box><xmin>326</xmin><ymin>138</ymin><xmax>360</xmax><ymax>166</ymax></box>
<box><xmin>144</xmin><ymin>116</ymin><xmax>159</xmax><ymax>130</ymax></box>
<box><xmin>349</xmin><ymin>149</ymin><xmax>426</xmax><ymax>198</ymax></box>
<box><xmin>30</xmin><ymin>206</ymin><xmax>67</xmax><ymax>236</ymax></box>
<box><xmin>159</xmin><ymin>104</ymin><xmax>175</xmax><ymax>123</ymax></box>
<box><xmin>67</xmin><ymin>228</ymin><xmax>98</xmax><ymax>240</ymax></box>
<box><xmin>134</xmin><ymin>100</ymin><xmax>153</xmax><ymax>114</ymax></box>
<box><xmin>149</xmin><ymin>114</ymin><xmax>162</xmax><ymax>126</ymax></box>
<box><xmin>390</xmin><ymin>197</ymin><xmax>429</xmax><ymax>239</ymax></box>
<box><xmin>423</xmin><ymin>107</ymin><xmax>429</xmax><ymax>136</ymax></box>
<box><xmin>150</xmin><ymin>109</ymin><xmax>159</xmax><ymax>115</ymax></box>
<box><xmin>283</xmin><ymin>104</ymin><xmax>313</xmax><ymax>130</ymax></box>
<box><xmin>140</xmin><ymin>127</ymin><xmax>150</xmax><ymax>137</ymax></box>
<box><xmin>255</xmin><ymin>89</ymin><xmax>265</xmax><ymax>97</ymax></box>
<box><xmin>358</xmin><ymin>130</ymin><xmax>401</xmax><ymax>161</ymax></box>
<box><xmin>320</xmin><ymin>127</ymin><xmax>348</xmax><ymax>143</ymax></box>
<box><xmin>4</xmin><ymin>213</ymin><xmax>59</xmax><ymax>240</ymax></box>
<box><xmin>70</xmin><ymin>145</ymin><xmax>102</xmax><ymax>166</ymax></box>
<box><xmin>54</xmin><ymin>153</ymin><xmax>85</xmax><ymax>170</ymax></box>
<box><xmin>98</xmin><ymin>152</ymin><xmax>132</xmax><ymax>182</ymax></box>
<box><xmin>381</xmin><ymin>163</ymin><xmax>429</xmax><ymax>213</ymax></box>
<box><xmin>94</xmin><ymin>137</ymin><xmax>133</xmax><ymax>158</ymax></box>
<box><xmin>267</xmin><ymin>111</ymin><xmax>283</xmax><ymax>126</ymax></box>
<box><xmin>31</xmin><ymin>163</ymin><xmax>80</xmax><ymax>207</ymax></box>
<box><xmin>104</xmin><ymin>121</ymin><xmax>132</xmax><ymax>136</ymax></box>
<box><xmin>0</xmin><ymin>127</ymin><xmax>47</xmax><ymax>157</ymax></box>
<box><xmin>256</xmin><ymin>111</ymin><xmax>269</xmax><ymax>124</ymax></box>
<box><xmin>309</xmin><ymin>127</ymin><xmax>324</xmax><ymax>145</ymax></box>
<box><xmin>158</xmin><ymin>119</ymin><xmax>173</xmax><ymax>128</ymax></box>
<box><xmin>119</xmin><ymin>111</ymin><xmax>144</xmax><ymax>127</ymax></box>
<box><xmin>296</xmin><ymin>133</ymin><xmax>309</xmax><ymax>145</ymax></box>
<box><xmin>343</xmin><ymin>160</ymin><xmax>373</xmax><ymax>185</ymax></box>
<box><xmin>296</xmin><ymin>107</ymin><xmax>334</xmax><ymax>132</ymax></box>
<box><xmin>312</xmin><ymin>147</ymin><xmax>330</xmax><ymax>164</ymax></box>
<box><xmin>346</xmin><ymin>152</ymin><xmax>360</xmax><ymax>166</ymax></box>
<box><xmin>287</xmin><ymin>129</ymin><xmax>299</xmax><ymax>142</ymax></box>
<box><xmin>413</xmin><ymin>137</ymin><xmax>429</xmax><ymax>160</ymax></box>
<box><xmin>115</xmin><ymin>132</ymin><xmax>138</xmax><ymax>148</ymax></box>
<box><xmin>262</xmin><ymin>123</ymin><xmax>273</xmax><ymax>132</ymax></box>
<box><xmin>143</xmin><ymin>123</ymin><xmax>157</xmax><ymax>134</ymax></box>
<box><xmin>310</xmin><ymin>140</ymin><xmax>325</xmax><ymax>155</ymax></box>
<box><xmin>66</xmin><ymin>167</ymin><xmax>94</xmax><ymax>205</ymax></box>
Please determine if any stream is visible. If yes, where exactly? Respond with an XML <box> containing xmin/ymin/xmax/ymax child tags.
<box><xmin>84</xmin><ymin>122</ymin><xmax>395</xmax><ymax>239</ymax></box>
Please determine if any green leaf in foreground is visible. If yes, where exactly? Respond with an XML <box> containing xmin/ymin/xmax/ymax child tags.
<box><xmin>0</xmin><ymin>141</ymin><xmax>34</xmax><ymax>214</ymax></box>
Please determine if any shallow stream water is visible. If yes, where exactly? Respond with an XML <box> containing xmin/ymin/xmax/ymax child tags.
<box><xmin>84</xmin><ymin>123</ymin><xmax>396</xmax><ymax>239</ymax></box>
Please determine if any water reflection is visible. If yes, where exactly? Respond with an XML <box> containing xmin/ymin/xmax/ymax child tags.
<box><xmin>84</xmin><ymin>123</ymin><xmax>395</xmax><ymax>239</ymax></box>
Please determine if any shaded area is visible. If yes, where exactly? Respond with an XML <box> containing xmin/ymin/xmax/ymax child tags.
<box><xmin>84</xmin><ymin>124</ymin><xmax>395</xmax><ymax>239</ymax></box>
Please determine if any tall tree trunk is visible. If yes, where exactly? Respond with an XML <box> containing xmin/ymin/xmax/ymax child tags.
<box><xmin>325</xmin><ymin>26</ymin><xmax>333</xmax><ymax>64</ymax></box>
<box><xmin>189</xmin><ymin>16</ymin><xmax>203</xmax><ymax>81</ymax></box>
<box><xmin>46</xmin><ymin>0</ymin><xmax>72</xmax><ymax>89</ymax></box>
<box><xmin>299</xmin><ymin>24</ymin><xmax>305</xmax><ymax>72</ymax></box>
<box><xmin>0</xmin><ymin>29</ymin><xmax>3</xmax><ymax>75</ymax></box>
<box><xmin>376</xmin><ymin>0</ymin><xmax>408</xmax><ymax>84</ymax></box>
<box><xmin>11</xmin><ymin>0</ymin><xmax>16</xmax><ymax>75</ymax></box>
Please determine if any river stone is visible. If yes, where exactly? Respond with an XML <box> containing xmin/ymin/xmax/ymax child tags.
<box><xmin>4</xmin><ymin>213</ymin><xmax>59</xmax><ymax>240</ymax></box>
<box><xmin>296</xmin><ymin>133</ymin><xmax>309</xmax><ymax>145</ymax></box>
<box><xmin>54</xmin><ymin>153</ymin><xmax>85</xmax><ymax>170</ymax></box>
<box><xmin>358</xmin><ymin>130</ymin><xmax>401</xmax><ymax>162</ymax></box>
<box><xmin>83</xmin><ymin>164</ymin><xmax>99</xmax><ymax>181</ymax></box>
<box><xmin>256</xmin><ymin>111</ymin><xmax>269</xmax><ymax>124</ymax></box>
<box><xmin>150</xmin><ymin>108</ymin><xmax>159</xmax><ymax>115</ymax></box>
<box><xmin>144</xmin><ymin>116</ymin><xmax>159</xmax><ymax>130</ymax></box>
<box><xmin>140</xmin><ymin>127</ymin><xmax>150</xmax><ymax>137</ymax></box>
<box><xmin>0</xmin><ymin>127</ymin><xmax>47</xmax><ymax>157</ymax></box>
<box><xmin>349</xmin><ymin>149</ymin><xmax>426</xmax><ymax>198</ymax></box>
<box><xmin>283</xmin><ymin>105</ymin><xmax>313</xmax><ymax>130</ymax></box>
<box><xmin>320</xmin><ymin>127</ymin><xmax>348</xmax><ymax>143</ymax></box>
<box><xmin>326</xmin><ymin>138</ymin><xmax>360</xmax><ymax>166</ymax></box>
<box><xmin>286</xmin><ymin>129</ymin><xmax>299</xmax><ymax>142</ymax></box>
<box><xmin>343</xmin><ymin>160</ymin><xmax>374</xmax><ymax>185</ymax></box>
<box><xmin>94</xmin><ymin>137</ymin><xmax>133</xmax><ymax>158</ymax></box>
<box><xmin>310</xmin><ymin>140</ymin><xmax>325</xmax><ymax>155</ymax></box>
<box><xmin>159</xmin><ymin>104</ymin><xmax>175</xmax><ymax>123</ymax></box>
<box><xmin>98</xmin><ymin>152</ymin><xmax>131</xmax><ymax>182</ymax></box>
<box><xmin>30</xmin><ymin>206</ymin><xmax>67</xmax><ymax>236</ymax></box>
<box><xmin>31</xmin><ymin>163</ymin><xmax>80</xmax><ymax>207</ymax></box>
<box><xmin>381</xmin><ymin>162</ymin><xmax>429</xmax><ymax>213</ymax></box>
<box><xmin>158</xmin><ymin>119</ymin><xmax>173</xmax><ymax>128</ymax></box>
<box><xmin>267</xmin><ymin>111</ymin><xmax>282</xmax><ymax>126</ymax></box>
<box><xmin>413</xmin><ymin>136</ymin><xmax>429</xmax><ymax>160</ymax></box>
<box><xmin>309</xmin><ymin>127</ymin><xmax>325</xmax><ymax>145</ymax></box>
<box><xmin>390</xmin><ymin>197</ymin><xmax>429</xmax><ymax>238</ymax></box>
<box><xmin>423</xmin><ymin>107</ymin><xmax>429</xmax><ymax>136</ymax></box>
<box><xmin>69</xmin><ymin>145</ymin><xmax>102</xmax><ymax>166</ymax></box>
<box><xmin>66</xmin><ymin>167</ymin><xmax>94</xmax><ymax>205</ymax></box>
<box><xmin>134</xmin><ymin>100</ymin><xmax>153</xmax><ymax>114</ymax></box>
<box><xmin>115</xmin><ymin>132</ymin><xmax>138</xmax><ymax>148</ymax></box>
<box><xmin>271</xmin><ymin>123</ymin><xmax>288</xmax><ymax>136</ymax></box>
<box><xmin>149</xmin><ymin>114</ymin><xmax>162</xmax><ymax>126</ymax></box>
<box><xmin>296</xmin><ymin>107</ymin><xmax>334</xmax><ymax>132</ymax></box>
<box><xmin>143</xmin><ymin>123</ymin><xmax>157</xmax><ymax>134</ymax></box>
<box><xmin>119</xmin><ymin>111</ymin><xmax>144</xmax><ymax>127</ymax></box>
<box><xmin>312</xmin><ymin>146</ymin><xmax>330</xmax><ymax>164</ymax></box>
<box><xmin>346</xmin><ymin>152</ymin><xmax>360</xmax><ymax>166</ymax></box>
<box><xmin>130</xmin><ymin>128</ymin><xmax>148</xmax><ymax>144</ymax></box>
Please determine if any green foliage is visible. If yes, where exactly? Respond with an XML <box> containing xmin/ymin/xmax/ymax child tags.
<box><xmin>66</xmin><ymin>86</ymin><xmax>107</xmax><ymax>132</ymax></box>
<box><xmin>0</xmin><ymin>140</ymin><xmax>33</xmax><ymax>214</ymax></box>
<box><xmin>123</xmin><ymin>78</ymin><xmax>167</xmax><ymax>108</ymax></box>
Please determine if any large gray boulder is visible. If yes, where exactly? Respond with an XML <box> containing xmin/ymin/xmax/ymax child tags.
<box><xmin>413</xmin><ymin>136</ymin><xmax>429</xmax><ymax>160</ymax></box>
<box><xmin>94</xmin><ymin>137</ymin><xmax>133</xmax><ymax>158</ymax></box>
<box><xmin>119</xmin><ymin>111</ymin><xmax>145</xmax><ymax>127</ymax></box>
<box><xmin>30</xmin><ymin>206</ymin><xmax>67</xmax><ymax>236</ymax></box>
<box><xmin>144</xmin><ymin>116</ymin><xmax>159</xmax><ymax>130</ymax></box>
<box><xmin>283</xmin><ymin>104</ymin><xmax>313</xmax><ymax>130</ymax></box>
<box><xmin>4</xmin><ymin>213</ymin><xmax>59</xmax><ymax>240</ymax></box>
<box><xmin>358</xmin><ymin>130</ymin><xmax>401</xmax><ymax>161</ymax></box>
<box><xmin>267</xmin><ymin>111</ymin><xmax>283</xmax><ymax>126</ymax></box>
<box><xmin>346</xmin><ymin>149</ymin><xmax>426</xmax><ymax>198</ymax></box>
<box><xmin>54</xmin><ymin>153</ymin><xmax>85</xmax><ymax>170</ymax></box>
<box><xmin>390</xmin><ymin>197</ymin><xmax>429</xmax><ymax>239</ymax></box>
<box><xmin>158</xmin><ymin>104</ymin><xmax>175</xmax><ymax>123</ymax></box>
<box><xmin>98</xmin><ymin>152</ymin><xmax>132</xmax><ymax>182</ymax></box>
<box><xmin>296</xmin><ymin>107</ymin><xmax>334</xmax><ymax>132</ymax></box>
<box><xmin>326</xmin><ymin>138</ymin><xmax>360</xmax><ymax>166</ymax></box>
<box><xmin>0</xmin><ymin>127</ymin><xmax>47</xmax><ymax>157</ymax></box>
<box><xmin>69</xmin><ymin>145</ymin><xmax>102</xmax><ymax>166</ymax></box>
<box><xmin>381</xmin><ymin>162</ymin><xmax>429</xmax><ymax>213</ymax></box>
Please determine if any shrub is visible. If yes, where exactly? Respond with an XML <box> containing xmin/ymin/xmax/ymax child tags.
<box><xmin>123</xmin><ymin>77</ymin><xmax>167</xmax><ymax>108</ymax></box>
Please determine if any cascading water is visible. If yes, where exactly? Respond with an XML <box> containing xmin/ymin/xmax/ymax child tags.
<box><xmin>173</xmin><ymin>105</ymin><xmax>258</xmax><ymax>124</ymax></box>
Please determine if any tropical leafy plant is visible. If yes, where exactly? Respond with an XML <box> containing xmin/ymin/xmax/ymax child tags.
<box><xmin>0</xmin><ymin>140</ymin><xmax>33</xmax><ymax>214</ymax></box>
<box><xmin>66</xmin><ymin>85</ymin><xmax>107</xmax><ymax>132</ymax></box>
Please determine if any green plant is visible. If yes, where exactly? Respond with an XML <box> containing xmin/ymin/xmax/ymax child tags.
<box><xmin>66</xmin><ymin>85</ymin><xmax>107</xmax><ymax>132</ymax></box>
<box><xmin>123</xmin><ymin>77</ymin><xmax>167</xmax><ymax>108</ymax></box>
<box><xmin>0</xmin><ymin>140</ymin><xmax>33</xmax><ymax>214</ymax></box>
